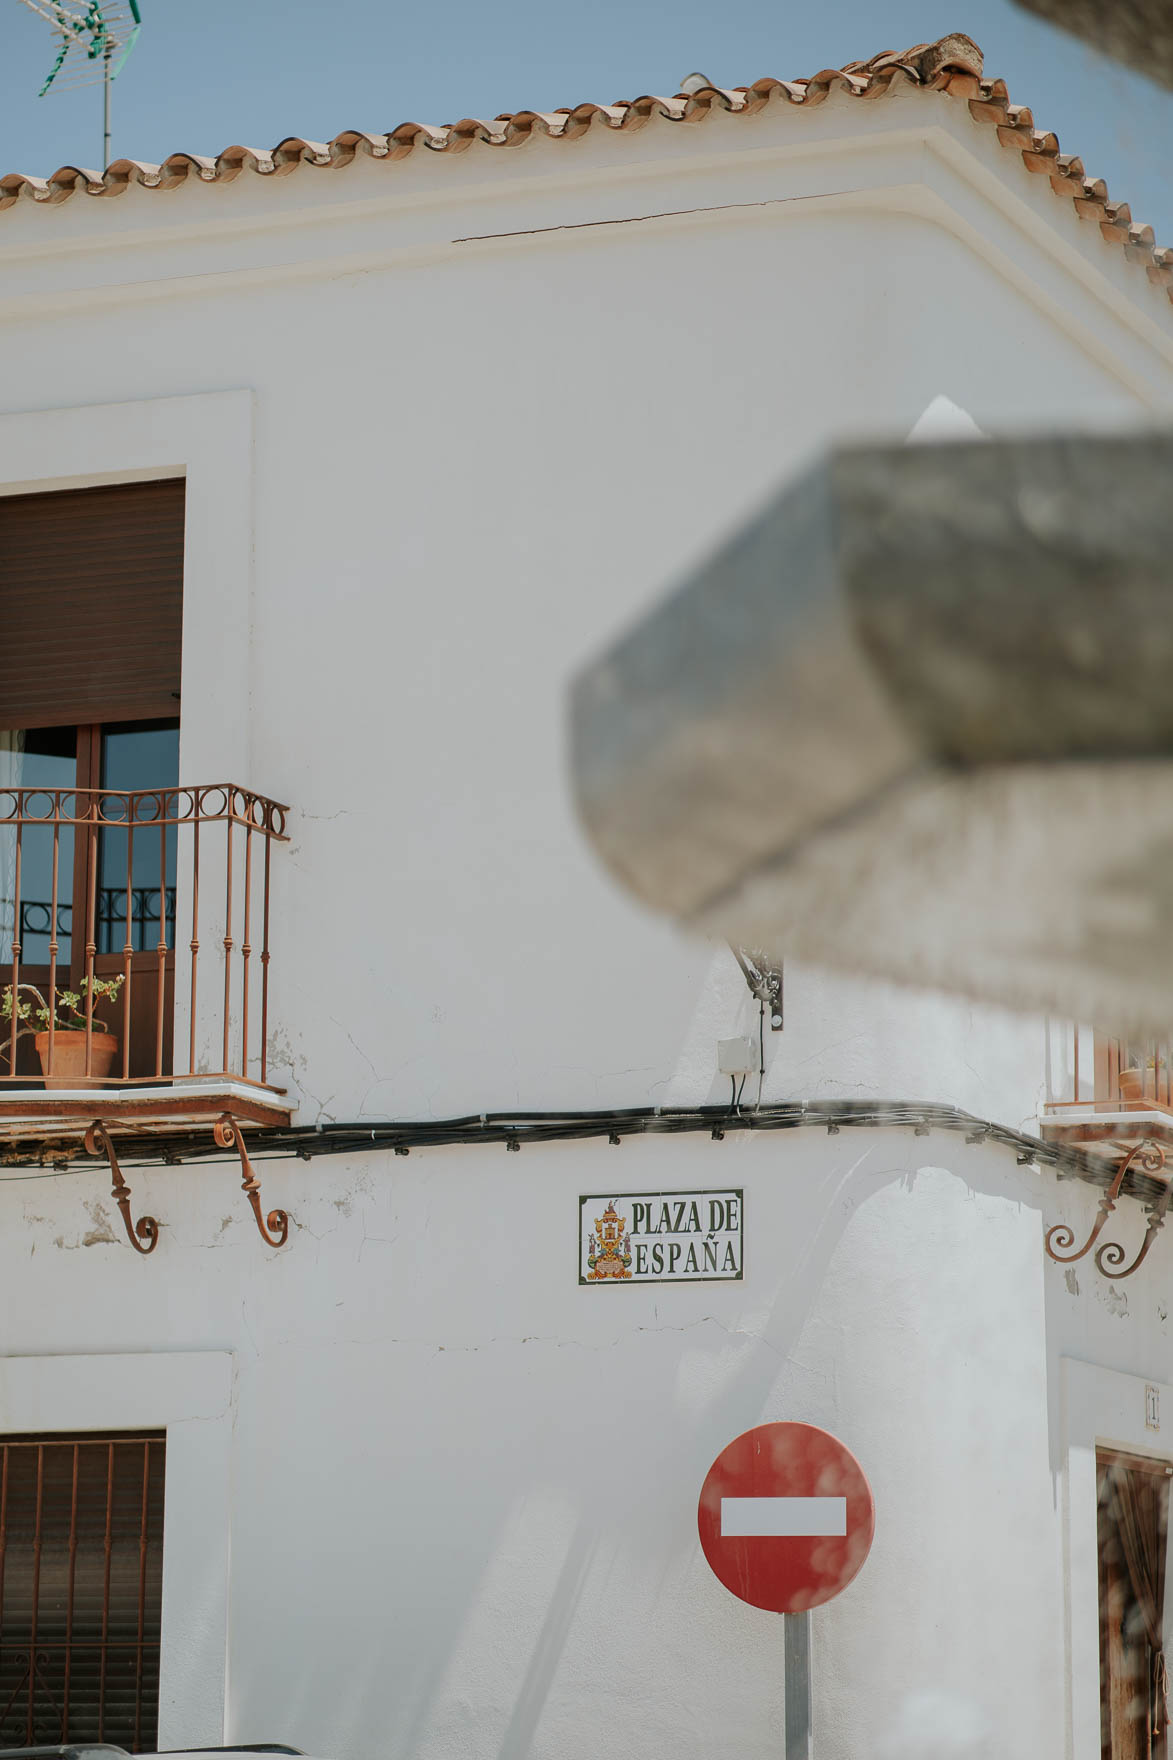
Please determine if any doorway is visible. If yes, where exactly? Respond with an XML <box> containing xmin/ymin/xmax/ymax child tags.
<box><xmin>0</xmin><ymin>476</ymin><xmax>185</xmax><ymax>1084</ymax></box>
<box><xmin>1098</xmin><ymin>1447</ymin><xmax>1171</xmax><ymax>1760</ymax></box>
<box><xmin>0</xmin><ymin>720</ymin><xmax>180</xmax><ymax>1080</ymax></box>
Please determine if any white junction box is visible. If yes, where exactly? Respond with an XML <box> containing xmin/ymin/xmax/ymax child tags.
<box><xmin>718</xmin><ymin>1037</ymin><xmax>758</xmax><ymax>1076</ymax></box>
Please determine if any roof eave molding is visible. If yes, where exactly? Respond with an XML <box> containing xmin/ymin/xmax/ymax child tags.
<box><xmin>1</xmin><ymin>31</ymin><xmax>1169</xmax><ymax>318</ymax></box>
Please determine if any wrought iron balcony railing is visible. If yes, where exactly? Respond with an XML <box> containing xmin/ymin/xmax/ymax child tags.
<box><xmin>16</xmin><ymin>888</ymin><xmax>178</xmax><ymax>949</ymax></box>
<box><xmin>1045</xmin><ymin>1024</ymin><xmax>1173</xmax><ymax>1117</ymax></box>
<box><xmin>0</xmin><ymin>783</ymin><xmax>288</xmax><ymax>1089</ymax></box>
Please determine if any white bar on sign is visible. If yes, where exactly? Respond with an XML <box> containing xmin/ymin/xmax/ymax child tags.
<box><xmin>720</xmin><ymin>1496</ymin><xmax>847</xmax><ymax>1537</ymax></box>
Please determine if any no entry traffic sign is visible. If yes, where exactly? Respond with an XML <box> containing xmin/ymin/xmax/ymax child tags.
<box><xmin>697</xmin><ymin>1422</ymin><xmax>875</xmax><ymax>1614</ymax></box>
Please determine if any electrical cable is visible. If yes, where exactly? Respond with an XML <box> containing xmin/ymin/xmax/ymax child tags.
<box><xmin>0</xmin><ymin>1097</ymin><xmax>1132</xmax><ymax>1196</ymax></box>
<box><xmin>0</xmin><ymin>1166</ymin><xmax>94</xmax><ymax>1182</ymax></box>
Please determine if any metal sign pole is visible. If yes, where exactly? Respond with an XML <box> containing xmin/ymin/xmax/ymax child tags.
<box><xmin>698</xmin><ymin>1423</ymin><xmax>873</xmax><ymax>1759</ymax></box>
<box><xmin>784</xmin><ymin>1611</ymin><xmax>812</xmax><ymax>1759</ymax></box>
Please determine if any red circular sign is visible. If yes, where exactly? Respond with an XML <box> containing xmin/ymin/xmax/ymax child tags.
<box><xmin>697</xmin><ymin>1422</ymin><xmax>875</xmax><ymax>1613</ymax></box>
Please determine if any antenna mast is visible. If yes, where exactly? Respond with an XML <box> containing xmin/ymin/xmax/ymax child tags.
<box><xmin>16</xmin><ymin>0</ymin><xmax>142</xmax><ymax>169</ymax></box>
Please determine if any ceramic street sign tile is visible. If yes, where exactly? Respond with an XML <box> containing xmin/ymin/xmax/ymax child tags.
<box><xmin>579</xmin><ymin>1189</ymin><xmax>743</xmax><ymax>1284</ymax></box>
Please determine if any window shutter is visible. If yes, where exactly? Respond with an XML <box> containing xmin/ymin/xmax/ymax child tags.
<box><xmin>0</xmin><ymin>1432</ymin><xmax>166</xmax><ymax>1752</ymax></box>
<box><xmin>0</xmin><ymin>479</ymin><xmax>185</xmax><ymax>730</ymax></box>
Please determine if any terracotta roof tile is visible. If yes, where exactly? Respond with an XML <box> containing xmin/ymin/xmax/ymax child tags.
<box><xmin>2</xmin><ymin>32</ymin><xmax>1170</xmax><ymax>310</ymax></box>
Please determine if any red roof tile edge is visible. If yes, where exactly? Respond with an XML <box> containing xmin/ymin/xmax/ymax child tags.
<box><xmin>3</xmin><ymin>33</ymin><xmax>1171</xmax><ymax>310</ymax></box>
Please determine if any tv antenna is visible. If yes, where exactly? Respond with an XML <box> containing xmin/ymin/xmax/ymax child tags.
<box><xmin>16</xmin><ymin>1</ymin><xmax>143</xmax><ymax>169</ymax></box>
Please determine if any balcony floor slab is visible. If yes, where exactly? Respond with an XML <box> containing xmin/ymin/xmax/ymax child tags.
<box><xmin>1039</xmin><ymin>1106</ymin><xmax>1173</xmax><ymax>1162</ymax></box>
<box><xmin>0</xmin><ymin>1079</ymin><xmax>292</xmax><ymax>1141</ymax></box>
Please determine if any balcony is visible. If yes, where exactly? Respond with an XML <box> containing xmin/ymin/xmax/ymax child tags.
<box><xmin>1041</xmin><ymin>1024</ymin><xmax>1173</xmax><ymax>1167</ymax></box>
<box><xmin>0</xmin><ymin>782</ymin><xmax>292</xmax><ymax>1140</ymax></box>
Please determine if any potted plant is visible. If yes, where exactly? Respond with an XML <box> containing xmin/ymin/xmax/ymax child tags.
<box><xmin>1118</xmin><ymin>1054</ymin><xmax>1163</xmax><ymax>1103</ymax></box>
<box><xmin>1118</xmin><ymin>1064</ymin><xmax>1144</xmax><ymax>1102</ymax></box>
<box><xmin>1</xmin><ymin>977</ymin><xmax>125</xmax><ymax>1087</ymax></box>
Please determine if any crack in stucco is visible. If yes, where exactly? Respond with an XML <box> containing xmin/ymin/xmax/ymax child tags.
<box><xmin>294</xmin><ymin>1073</ymin><xmax>337</xmax><ymax>1125</ymax></box>
<box><xmin>327</xmin><ymin>1014</ymin><xmax>380</xmax><ymax>1084</ymax></box>
<box><xmin>239</xmin><ymin>1297</ymin><xmax>260</xmax><ymax>1358</ymax></box>
<box><xmin>791</xmin><ymin>1034</ymin><xmax>870</xmax><ymax>1068</ymax></box>
<box><xmin>325</xmin><ymin>1315</ymin><xmax>788</xmax><ymax>1357</ymax></box>
<box><xmin>262</xmin><ymin>1026</ymin><xmax>337</xmax><ymax>1123</ymax></box>
<box><xmin>357</xmin><ymin>1215</ymin><xmax>398</xmax><ymax>1260</ymax></box>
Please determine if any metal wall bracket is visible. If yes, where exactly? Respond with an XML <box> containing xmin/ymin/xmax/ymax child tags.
<box><xmin>1095</xmin><ymin>1159</ymin><xmax>1173</xmax><ymax>1280</ymax></box>
<box><xmin>1045</xmin><ymin>1140</ymin><xmax>1169</xmax><ymax>1278</ymax></box>
<box><xmin>731</xmin><ymin>946</ymin><xmax>784</xmax><ymax>1029</ymax></box>
<box><xmin>84</xmin><ymin>1119</ymin><xmax>159</xmax><ymax>1254</ymax></box>
<box><xmin>213</xmin><ymin>1111</ymin><xmax>289</xmax><ymax>1247</ymax></box>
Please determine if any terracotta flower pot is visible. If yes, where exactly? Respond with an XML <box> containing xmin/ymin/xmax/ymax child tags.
<box><xmin>34</xmin><ymin>1030</ymin><xmax>118</xmax><ymax>1089</ymax></box>
<box><xmin>1118</xmin><ymin>1066</ymin><xmax>1149</xmax><ymax>1103</ymax></box>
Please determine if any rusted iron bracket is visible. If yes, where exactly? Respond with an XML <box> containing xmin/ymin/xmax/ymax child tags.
<box><xmin>1045</xmin><ymin>1140</ymin><xmax>1168</xmax><ymax>1277</ymax></box>
<box><xmin>84</xmin><ymin>1120</ymin><xmax>159</xmax><ymax>1254</ymax></box>
<box><xmin>1095</xmin><ymin>1154</ymin><xmax>1173</xmax><ymax>1280</ymax></box>
<box><xmin>214</xmin><ymin>1111</ymin><xmax>289</xmax><ymax>1247</ymax></box>
<box><xmin>731</xmin><ymin>947</ymin><xmax>784</xmax><ymax>1030</ymax></box>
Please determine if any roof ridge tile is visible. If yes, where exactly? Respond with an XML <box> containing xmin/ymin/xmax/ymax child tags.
<box><xmin>0</xmin><ymin>32</ymin><xmax>1168</xmax><ymax>317</ymax></box>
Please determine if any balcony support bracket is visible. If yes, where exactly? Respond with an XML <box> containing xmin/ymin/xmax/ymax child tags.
<box><xmin>1095</xmin><ymin>1150</ymin><xmax>1173</xmax><ymax>1280</ymax></box>
<box><xmin>84</xmin><ymin>1119</ymin><xmax>159</xmax><ymax>1255</ymax></box>
<box><xmin>1045</xmin><ymin>1140</ymin><xmax>1167</xmax><ymax>1276</ymax></box>
<box><xmin>214</xmin><ymin>1111</ymin><xmax>289</xmax><ymax>1247</ymax></box>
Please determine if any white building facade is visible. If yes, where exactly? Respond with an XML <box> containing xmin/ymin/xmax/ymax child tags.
<box><xmin>1</xmin><ymin>33</ymin><xmax>1173</xmax><ymax>1760</ymax></box>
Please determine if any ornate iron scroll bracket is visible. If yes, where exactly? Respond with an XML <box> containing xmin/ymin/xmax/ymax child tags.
<box><xmin>1045</xmin><ymin>1140</ymin><xmax>1168</xmax><ymax>1277</ymax></box>
<box><xmin>1095</xmin><ymin>1146</ymin><xmax>1173</xmax><ymax>1280</ymax></box>
<box><xmin>84</xmin><ymin>1120</ymin><xmax>159</xmax><ymax>1254</ymax></box>
<box><xmin>214</xmin><ymin>1112</ymin><xmax>289</xmax><ymax>1247</ymax></box>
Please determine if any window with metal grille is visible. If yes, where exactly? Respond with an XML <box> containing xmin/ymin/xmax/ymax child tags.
<box><xmin>0</xmin><ymin>1432</ymin><xmax>166</xmax><ymax>1753</ymax></box>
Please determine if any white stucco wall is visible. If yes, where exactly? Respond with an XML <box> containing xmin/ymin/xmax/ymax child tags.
<box><xmin>2</xmin><ymin>81</ymin><xmax>1171</xmax><ymax>1123</ymax></box>
<box><xmin>2</xmin><ymin>78</ymin><xmax>1173</xmax><ymax>1760</ymax></box>
<box><xmin>3</xmin><ymin>1129</ymin><xmax>1171</xmax><ymax>1760</ymax></box>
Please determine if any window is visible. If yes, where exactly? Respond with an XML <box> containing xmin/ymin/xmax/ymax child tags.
<box><xmin>0</xmin><ymin>1432</ymin><xmax>166</xmax><ymax>1752</ymax></box>
<box><xmin>0</xmin><ymin>479</ymin><xmax>185</xmax><ymax>1081</ymax></box>
<box><xmin>97</xmin><ymin>722</ymin><xmax>181</xmax><ymax>957</ymax></box>
<box><xmin>1098</xmin><ymin>1447</ymin><xmax>1171</xmax><ymax>1760</ymax></box>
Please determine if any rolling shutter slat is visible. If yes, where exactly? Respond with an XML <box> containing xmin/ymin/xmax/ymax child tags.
<box><xmin>0</xmin><ymin>1433</ymin><xmax>166</xmax><ymax>1753</ymax></box>
<box><xmin>0</xmin><ymin>481</ymin><xmax>185</xmax><ymax>730</ymax></box>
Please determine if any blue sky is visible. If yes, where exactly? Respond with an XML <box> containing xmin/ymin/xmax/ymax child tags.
<box><xmin>3</xmin><ymin>0</ymin><xmax>1173</xmax><ymax>243</ymax></box>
